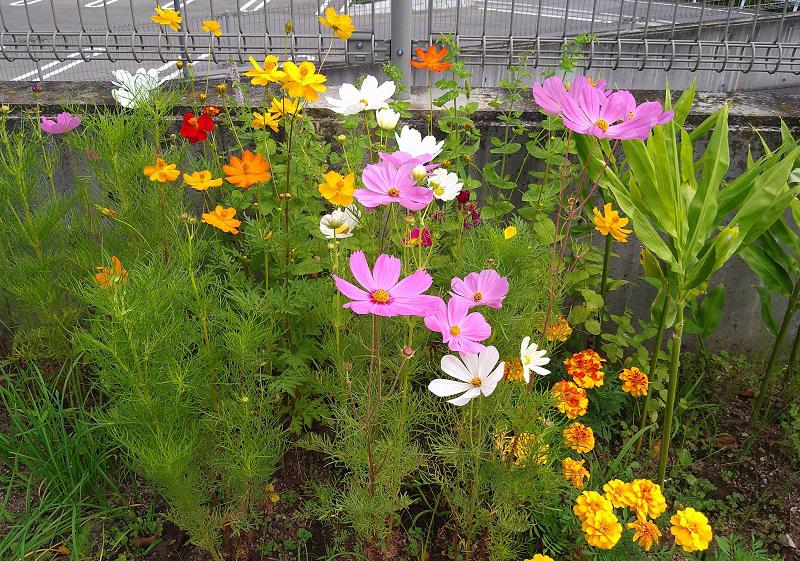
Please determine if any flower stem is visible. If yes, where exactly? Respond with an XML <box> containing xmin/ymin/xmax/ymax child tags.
<box><xmin>780</xmin><ymin>317</ymin><xmax>800</xmax><ymax>401</ymax></box>
<box><xmin>634</xmin><ymin>292</ymin><xmax>669</xmax><ymax>458</ymax></box>
<box><xmin>595</xmin><ymin>233</ymin><xmax>612</xmax><ymax>349</ymax></box>
<box><xmin>657</xmin><ymin>298</ymin><xmax>685</xmax><ymax>487</ymax></box>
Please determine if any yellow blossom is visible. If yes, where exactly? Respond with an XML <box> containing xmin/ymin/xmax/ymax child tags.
<box><xmin>251</xmin><ymin>111</ymin><xmax>280</xmax><ymax>133</ymax></box>
<box><xmin>573</xmin><ymin>490</ymin><xmax>612</xmax><ymax>521</ymax></box>
<box><xmin>670</xmin><ymin>507</ymin><xmax>712</xmax><ymax>552</ymax></box>
<box><xmin>524</xmin><ymin>555</ymin><xmax>554</xmax><ymax>561</ymax></box>
<box><xmin>201</xmin><ymin>19</ymin><xmax>222</xmax><ymax>37</ymax></box>
<box><xmin>582</xmin><ymin>509</ymin><xmax>622</xmax><ymax>549</ymax></box>
<box><xmin>270</xmin><ymin>97</ymin><xmax>301</xmax><ymax>117</ymax></box>
<box><xmin>628</xmin><ymin>516</ymin><xmax>662</xmax><ymax>551</ymax></box>
<box><xmin>563</xmin><ymin>422</ymin><xmax>595</xmax><ymax>453</ymax></box>
<box><xmin>202</xmin><ymin>205</ymin><xmax>241</xmax><ymax>234</ymax></box>
<box><xmin>626</xmin><ymin>479</ymin><xmax>667</xmax><ymax>519</ymax></box>
<box><xmin>620</xmin><ymin>367</ymin><xmax>649</xmax><ymax>397</ymax></box>
<box><xmin>319</xmin><ymin>171</ymin><xmax>355</xmax><ymax>207</ymax></box>
<box><xmin>593</xmin><ymin>202</ymin><xmax>632</xmax><ymax>242</ymax></box>
<box><xmin>281</xmin><ymin>61</ymin><xmax>327</xmax><ymax>102</ymax></box>
<box><xmin>603</xmin><ymin>479</ymin><xmax>634</xmax><ymax>509</ymax></box>
<box><xmin>503</xmin><ymin>225</ymin><xmax>517</xmax><ymax>239</ymax></box>
<box><xmin>183</xmin><ymin>170</ymin><xmax>223</xmax><ymax>191</ymax></box>
<box><xmin>151</xmin><ymin>7</ymin><xmax>182</xmax><ymax>31</ymax></box>
<box><xmin>545</xmin><ymin>315</ymin><xmax>572</xmax><ymax>342</ymax></box>
<box><xmin>245</xmin><ymin>55</ymin><xmax>286</xmax><ymax>86</ymax></box>
<box><xmin>562</xmin><ymin>457</ymin><xmax>590</xmax><ymax>489</ymax></box>
<box><xmin>143</xmin><ymin>158</ymin><xmax>180</xmax><ymax>182</ymax></box>
<box><xmin>318</xmin><ymin>7</ymin><xmax>355</xmax><ymax>40</ymax></box>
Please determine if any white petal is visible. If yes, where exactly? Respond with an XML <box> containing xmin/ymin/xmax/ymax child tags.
<box><xmin>429</xmin><ymin>378</ymin><xmax>473</xmax><ymax>397</ymax></box>
<box><xmin>533</xmin><ymin>366</ymin><xmax>551</xmax><ymax>376</ymax></box>
<box><xmin>448</xmin><ymin>387</ymin><xmax>480</xmax><ymax>406</ymax></box>
<box><xmin>441</xmin><ymin>354</ymin><xmax>474</xmax><ymax>383</ymax></box>
<box><xmin>477</xmin><ymin>346</ymin><xmax>500</xmax><ymax>377</ymax></box>
<box><xmin>482</xmin><ymin>362</ymin><xmax>505</xmax><ymax>396</ymax></box>
<box><xmin>520</xmin><ymin>336</ymin><xmax>531</xmax><ymax>357</ymax></box>
<box><xmin>460</xmin><ymin>351</ymin><xmax>481</xmax><ymax>375</ymax></box>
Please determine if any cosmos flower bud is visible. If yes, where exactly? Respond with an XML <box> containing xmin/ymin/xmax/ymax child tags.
<box><xmin>376</xmin><ymin>106</ymin><xmax>400</xmax><ymax>130</ymax></box>
<box><xmin>176</xmin><ymin>60</ymin><xmax>184</xmax><ymax>69</ymax></box>
<box><xmin>336</xmin><ymin>134</ymin><xmax>346</xmax><ymax>143</ymax></box>
<box><xmin>215</xmin><ymin>83</ymin><xmax>227</xmax><ymax>95</ymax></box>
<box><xmin>412</xmin><ymin>164</ymin><xmax>427</xmax><ymax>182</ymax></box>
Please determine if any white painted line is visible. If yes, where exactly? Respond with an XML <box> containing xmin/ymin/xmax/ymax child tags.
<box><xmin>11</xmin><ymin>48</ymin><xmax>106</xmax><ymax>81</ymax></box>
<box><xmin>84</xmin><ymin>0</ymin><xmax>122</xmax><ymax>6</ymax></box>
<box><xmin>41</xmin><ymin>52</ymin><xmax>104</xmax><ymax>79</ymax></box>
<box><xmin>9</xmin><ymin>0</ymin><xmax>45</xmax><ymax>6</ymax></box>
<box><xmin>159</xmin><ymin>0</ymin><xmax>198</xmax><ymax>8</ymax></box>
<box><xmin>317</xmin><ymin>0</ymin><xmax>330</xmax><ymax>15</ymax></box>
<box><xmin>240</xmin><ymin>0</ymin><xmax>265</xmax><ymax>11</ymax></box>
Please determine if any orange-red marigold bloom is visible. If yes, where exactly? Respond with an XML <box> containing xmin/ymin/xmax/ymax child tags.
<box><xmin>564</xmin><ymin>349</ymin><xmax>606</xmax><ymax>389</ymax></box>
<box><xmin>620</xmin><ymin>367</ymin><xmax>649</xmax><ymax>397</ymax></box>
<box><xmin>553</xmin><ymin>380</ymin><xmax>589</xmax><ymax>419</ymax></box>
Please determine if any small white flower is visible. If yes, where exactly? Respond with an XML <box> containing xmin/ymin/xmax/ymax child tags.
<box><xmin>319</xmin><ymin>207</ymin><xmax>359</xmax><ymax>239</ymax></box>
<box><xmin>326</xmin><ymin>75</ymin><xmax>396</xmax><ymax>116</ymax></box>
<box><xmin>429</xmin><ymin>346</ymin><xmax>505</xmax><ymax>406</ymax></box>
<box><xmin>395</xmin><ymin>125</ymin><xmax>443</xmax><ymax>160</ymax></box>
<box><xmin>111</xmin><ymin>68</ymin><xmax>160</xmax><ymax>109</ymax></box>
<box><xmin>520</xmin><ymin>336</ymin><xmax>550</xmax><ymax>383</ymax></box>
<box><xmin>427</xmin><ymin>168</ymin><xmax>462</xmax><ymax>201</ymax></box>
<box><xmin>375</xmin><ymin>106</ymin><xmax>400</xmax><ymax>130</ymax></box>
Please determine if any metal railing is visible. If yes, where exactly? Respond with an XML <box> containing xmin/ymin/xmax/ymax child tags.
<box><xmin>1</xmin><ymin>0</ymin><xmax>799</xmax><ymax>85</ymax></box>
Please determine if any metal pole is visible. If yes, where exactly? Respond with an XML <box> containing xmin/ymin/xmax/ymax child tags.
<box><xmin>391</xmin><ymin>0</ymin><xmax>412</xmax><ymax>98</ymax></box>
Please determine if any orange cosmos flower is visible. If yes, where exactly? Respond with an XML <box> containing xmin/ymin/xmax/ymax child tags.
<box><xmin>183</xmin><ymin>170</ymin><xmax>223</xmax><ymax>191</ymax></box>
<box><xmin>202</xmin><ymin>205</ymin><xmax>241</xmax><ymax>234</ymax></box>
<box><xmin>564</xmin><ymin>349</ymin><xmax>606</xmax><ymax>389</ymax></box>
<box><xmin>563</xmin><ymin>422</ymin><xmax>595</xmax><ymax>453</ymax></box>
<box><xmin>552</xmin><ymin>380</ymin><xmax>588</xmax><ymax>419</ymax></box>
<box><xmin>143</xmin><ymin>158</ymin><xmax>180</xmax><ymax>182</ymax></box>
<box><xmin>95</xmin><ymin>256</ymin><xmax>128</xmax><ymax>288</ymax></box>
<box><xmin>593</xmin><ymin>202</ymin><xmax>632</xmax><ymax>243</ymax></box>
<box><xmin>619</xmin><ymin>367</ymin><xmax>649</xmax><ymax>397</ymax></box>
<box><xmin>628</xmin><ymin>516</ymin><xmax>662</xmax><ymax>551</ymax></box>
<box><xmin>410</xmin><ymin>44</ymin><xmax>451</xmax><ymax>72</ymax></box>
<box><xmin>562</xmin><ymin>457</ymin><xmax>590</xmax><ymax>488</ymax></box>
<box><xmin>223</xmin><ymin>150</ymin><xmax>271</xmax><ymax>188</ymax></box>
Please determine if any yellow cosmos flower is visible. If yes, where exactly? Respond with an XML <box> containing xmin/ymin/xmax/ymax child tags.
<box><xmin>628</xmin><ymin>516</ymin><xmax>662</xmax><ymax>551</ymax></box>
<box><xmin>626</xmin><ymin>479</ymin><xmax>667</xmax><ymax>519</ymax></box>
<box><xmin>151</xmin><ymin>7</ymin><xmax>182</xmax><ymax>31</ymax></box>
<box><xmin>281</xmin><ymin>61</ymin><xmax>327</xmax><ymax>101</ymax></box>
<box><xmin>581</xmin><ymin>509</ymin><xmax>622</xmax><ymax>549</ymax></box>
<box><xmin>202</xmin><ymin>205</ymin><xmax>241</xmax><ymax>234</ymax></box>
<box><xmin>593</xmin><ymin>202</ymin><xmax>632</xmax><ymax>243</ymax></box>
<box><xmin>619</xmin><ymin>367</ymin><xmax>649</xmax><ymax>397</ymax></box>
<box><xmin>573</xmin><ymin>490</ymin><xmax>612</xmax><ymax>522</ymax></box>
<box><xmin>670</xmin><ymin>507</ymin><xmax>712</xmax><ymax>552</ymax></box>
<box><xmin>251</xmin><ymin>111</ymin><xmax>280</xmax><ymax>133</ymax></box>
<box><xmin>562</xmin><ymin>457</ymin><xmax>590</xmax><ymax>489</ymax></box>
<box><xmin>603</xmin><ymin>479</ymin><xmax>634</xmax><ymax>509</ymax></box>
<box><xmin>245</xmin><ymin>55</ymin><xmax>286</xmax><ymax>86</ymax></box>
<box><xmin>545</xmin><ymin>315</ymin><xmax>572</xmax><ymax>342</ymax></box>
<box><xmin>201</xmin><ymin>19</ymin><xmax>222</xmax><ymax>37</ymax></box>
<box><xmin>563</xmin><ymin>422</ymin><xmax>595</xmax><ymax>453</ymax></box>
<box><xmin>318</xmin><ymin>170</ymin><xmax>355</xmax><ymax>207</ymax></box>
<box><xmin>318</xmin><ymin>7</ymin><xmax>355</xmax><ymax>40</ymax></box>
<box><xmin>143</xmin><ymin>158</ymin><xmax>180</xmax><ymax>182</ymax></box>
<box><xmin>270</xmin><ymin>97</ymin><xmax>302</xmax><ymax>117</ymax></box>
<box><xmin>503</xmin><ymin>225</ymin><xmax>517</xmax><ymax>239</ymax></box>
<box><xmin>524</xmin><ymin>555</ymin><xmax>554</xmax><ymax>561</ymax></box>
<box><xmin>183</xmin><ymin>170</ymin><xmax>223</xmax><ymax>191</ymax></box>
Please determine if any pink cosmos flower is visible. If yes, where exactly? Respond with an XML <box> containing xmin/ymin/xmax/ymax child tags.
<box><xmin>450</xmin><ymin>269</ymin><xmax>509</xmax><ymax>309</ymax></box>
<box><xmin>40</xmin><ymin>112</ymin><xmax>81</xmax><ymax>134</ymax></box>
<box><xmin>531</xmin><ymin>76</ymin><xmax>607</xmax><ymax>116</ymax></box>
<box><xmin>424</xmin><ymin>297</ymin><xmax>492</xmax><ymax>353</ymax></box>
<box><xmin>333</xmin><ymin>251</ymin><xmax>439</xmax><ymax>317</ymax></box>
<box><xmin>378</xmin><ymin>151</ymin><xmax>436</xmax><ymax>169</ymax></box>
<box><xmin>404</xmin><ymin>227</ymin><xmax>432</xmax><ymax>247</ymax></box>
<box><xmin>356</xmin><ymin>160</ymin><xmax>434</xmax><ymax>211</ymax></box>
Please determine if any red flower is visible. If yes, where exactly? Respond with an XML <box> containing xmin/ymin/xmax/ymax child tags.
<box><xmin>180</xmin><ymin>111</ymin><xmax>214</xmax><ymax>143</ymax></box>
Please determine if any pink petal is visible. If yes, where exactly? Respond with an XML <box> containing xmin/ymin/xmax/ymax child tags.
<box><xmin>460</xmin><ymin>311</ymin><xmax>492</xmax><ymax>342</ymax></box>
<box><xmin>390</xmin><ymin>269</ymin><xmax>433</xmax><ymax>298</ymax></box>
<box><xmin>348</xmin><ymin>251</ymin><xmax>375</xmax><ymax>291</ymax></box>
<box><xmin>372</xmin><ymin>254</ymin><xmax>402</xmax><ymax>289</ymax></box>
<box><xmin>333</xmin><ymin>275</ymin><xmax>370</xmax><ymax>301</ymax></box>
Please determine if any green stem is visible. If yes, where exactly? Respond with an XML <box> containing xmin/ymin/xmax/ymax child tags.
<box><xmin>595</xmin><ymin>234</ymin><xmax>612</xmax><ymax>349</ymax></box>
<box><xmin>752</xmin><ymin>279</ymin><xmax>800</xmax><ymax>421</ymax></box>
<box><xmin>635</xmin><ymin>293</ymin><xmax>670</xmax><ymax>458</ymax></box>
<box><xmin>780</xmin><ymin>317</ymin><xmax>800</xmax><ymax>400</ymax></box>
<box><xmin>658</xmin><ymin>298</ymin><xmax>685</xmax><ymax>487</ymax></box>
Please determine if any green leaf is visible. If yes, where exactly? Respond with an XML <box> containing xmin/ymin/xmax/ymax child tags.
<box><xmin>739</xmin><ymin>246</ymin><xmax>794</xmax><ymax>296</ymax></box>
<box><xmin>584</xmin><ymin>319</ymin><xmax>601</xmax><ymax>335</ymax></box>
<box><xmin>693</xmin><ymin>284</ymin><xmax>726</xmax><ymax>338</ymax></box>
<box><xmin>568</xmin><ymin>305</ymin><xmax>592</xmax><ymax>325</ymax></box>
<box><xmin>756</xmin><ymin>285</ymin><xmax>780</xmax><ymax>337</ymax></box>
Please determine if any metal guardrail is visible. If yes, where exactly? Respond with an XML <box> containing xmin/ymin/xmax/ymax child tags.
<box><xmin>0</xmin><ymin>0</ymin><xmax>799</xmax><ymax>83</ymax></box>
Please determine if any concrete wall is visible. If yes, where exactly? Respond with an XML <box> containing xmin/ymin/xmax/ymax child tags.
<box><xmin>2</xmin><ymin>82</ymin><xmax>798</xmax><ymax>355</ymax></box>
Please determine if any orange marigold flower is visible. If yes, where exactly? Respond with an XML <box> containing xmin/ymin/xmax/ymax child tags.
<box><xmin>628</xmin><ymin>516</ymin><xmax>662</xmax><ymax>551</ymax></box>
<box><xmin>503</xmin><ymin>358</ymin><xmax>525</xmax><ymax>382</ymax></box>
<box><xmin>619</xmin><ymin>367</ymin><xmax>648</xmax><ymax>397</ymax></box>
<box><xmin>670</xmin><ymin>507</ymin><xmax>713</xmax><ymax>553</ymax></box>
<box><xmin>564</xmin><ymin>349</ymin><xmax>606</xmax><ymax>389</ymax></box>
<box><xmin>204</xmin><ymin>105</ymin><xmax>221</xmax><ymax>116</ymax></box>
<box><xmin>410</xmin><ymin>44</ymin><xmax>452</xmax><ymax>72</ymax></box>
<box><xmin>593</xmin><ymin>202</ymin><xmax>632</xmax><ymax>243</ymax></box>
<box><xmin>573</xmin><ymin>490</ymin><xmax>613</xmax><ymax>521</ymax></box>
<box><xmin>223</xmin><ymin>150</ymin><xmax>271</xmax><ymax>188</ymax></box>
<box><xmin>603</xmin><ymin>479</ymin><xmax>635</xmax><ymax>509</ymax></box>
<box><xmin>553</xmin><ymin>380</ymin><xmax>588</xmax><ymax>419</ymax></box>
<box><xmin>626</xmin><ymin>479</ymin><xmax>667</xmax><ymax>519</ymax></box>
<box><xmin>562</xmin><ymin>457</ymin><xmax>590</xmax><ymax>488</ymax></box>
<box><xmin>524</xmin><ymin>555</ymin><xmax>554</xmax><ymax>561</ymax></box>
<box><xmin>582</xmin><ymin>509</ymin><xmax>622</xmax><ymax>549</ymax></box>
<box><xmin>143</xmin><ymin>157</ymin><xmax>180</xmax><ymax>182</ymax></box>
<box><xmin>95</xmin><ymin>256</ymin><xmax>128</xmax><ymax>288</ymax></box>
<box><xmin>318</xmin><ymin>170</ymin><xmax>355</xmax><ymax>207</ymax></box>
<box><xmin>545</xmin><ymin>315</ymin><xmax>572</xmax><ymax>342</ymax></box>
<box><xmin>563</xmin><ymin>422</ymin><xmax>595</xmax><ymax>453</ymax></box>
<box><xmin>202</xmin><ymin>205</ymin><xmax>241</xmax><ymax>234</ymax></box>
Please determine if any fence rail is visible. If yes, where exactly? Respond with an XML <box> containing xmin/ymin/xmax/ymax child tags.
<box><xmin>1</xmin><ymin>0</ymin><xmax>799</xmax><ymax>84</ymax></box>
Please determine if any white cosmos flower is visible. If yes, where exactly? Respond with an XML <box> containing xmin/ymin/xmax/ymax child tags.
<box><xmin>395</xmin><ymin>125</ymin><xmax>443</xmax><ymax>160</ymax></box>
<box><xmin>319</xmin><ymin>207</ymin><xmax>359</xmax><ymax>239</ymax></box>
<box><xmin>520</xmin><ymin>336</ymin><xmax>550</xmax><ymax>382</ymax></box>
<box><xmin>429</xmin><ymin>346</ymin><xmax>505</xmax><ymax>406</ymax></box>
<box><xmin>376</xmin><ymin>106</ymin><xmax>400</xmax><ymax>130</ymax></box>
<box><xmin>111</xmin><ymin>68</ymin><xmax>160</xmax><ymax>108</ymax></box>
<box><xmin>326</xmin><ymin>75</ymin><xmax>396</xmax><ymax>116</ymax></box>
<box><xmin>427</xmin><ymin>168</ymin><xmax>462</xmax><ymax>201</ymax></box>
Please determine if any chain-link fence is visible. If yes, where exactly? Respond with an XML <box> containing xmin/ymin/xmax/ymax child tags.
<box><xmin>1</xmin><ymin>0</ymin><xmax>799</xmax><ymax>86</ymax></box>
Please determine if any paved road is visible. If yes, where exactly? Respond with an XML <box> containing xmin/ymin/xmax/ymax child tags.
<box><xmin>0</xmin><ymin>0</ymin><xmax>756</xmax><ymax>82</ymax></box>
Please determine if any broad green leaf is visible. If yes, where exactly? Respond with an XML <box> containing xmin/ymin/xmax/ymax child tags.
<box><xmin>739</xmin><ymin>246</ymin><xmax>794</xmax><ymax>296</ymax></box>
<box><xmin>671</xmin><ymin>81</ymin><xmax>696</xmax><ymax>128</ymax></box>
<box><xmin>694</xmin><ymin>284</ymin><xmax>726</xmax><ymax>338</ymax></box>
<box><xmin>756</xmin><ymin>285</ymin><xmax>780</xmax><ymax>337</ymax></box>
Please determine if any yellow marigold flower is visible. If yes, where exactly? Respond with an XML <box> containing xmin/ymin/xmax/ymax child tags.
<box><xmin>151</xmin><ymin>7</ymin><xmax>182</xmax><ymax>31</ymax></box>
<box><xmin>603</xmin><ymin>479</ymin><xmax>634</xmax><ymax>509</ymax></box>
<box><xmin>670</xmin><ymin>507</ymin><xmax>712</xmax><ymax>552</ymax></box>
<box><xmin>524</xmin><ymin>555</ymin><xmax>554</xmax><ymax>561</ymax></box>
<box><xmin>183</xmin><ymin>170</ymin><xmax>223</xmax><ymax>191</ymax></box>
<box><xmin>573</xmin><ymin>490</ymin><xmax>612</xmax><ymax>522</ymax></box>
<box><xmin>503</xmin><ymin>225</ymin><xmax>517</xmax><ymax>239</ymax></box>
<box><xmin>581</xmin><ymin>509</ymin><xmax>622</xmax><ymax>549</ymax></box>
<box><xmin>552</xmin><ymin>380</ymin><xmax>588</xmax><ymax>419</ymax></box>
<box><xmin>281</xmin><ymin>61</ymin><xmax>327</xmax><ymax>102</ymax></box>
<box><xmin>545</xmin><ymin>315</ymin><xmax>572</xmax><ymax>342</ymax></box>
<box><xmin>628</xmin><ymin>516</ymin><xmax>662</xmax><ymax>551</ymax></box>
<box><xmin>619</xmin><ymin>367</ymin><xmax>649</xmax><ymax>397</ymax></box>
<box><xmin>318</xmin><ymin>7</ymin><xmax>355</xmax><ymax>40</ymax></box>
<box><xmin>593</xmin><ymin>202</ymin><xmax>632</xmax><ymax>243</ymax></box>
<box><xmin>564</xmin><ymin>349</ymin><xmax>606</xmax><ymax>389</ymax></box>
<box><xmin>495</xmin><ymin>431</ymin><xmax>548</xmax><ymax>466</ymax></box>
<box><xmin>143</xmin><ymin>158</ymin><xmax>180</xmax><ymax>182</ymax></box>
<box><xmin>95</xmin><ymin>256</ymin><xmax>128</xmax><ymax>288</ymax></box>
<box><xmin>202</xmin><ymin>205</ymin><xmax>241</xmax><ymax>234</ymax></box>
<box><xmin>319</xmin><ymin>170</ymin><xmax>355</xmax><ymax>207</ymax></box>
<box><xmin>627</xmin><ymin>479</ymin><xmax>667</xmax><ymax>519</ymax></box>
<box><xmin>245</xmin><ymin>55</ymin><xmax>286</xmax><ymax>86</ymax></box>
<box><xmin>563</xmin><ymin>422</ymin><xmax>595</xmax><ymax>453</ymax></box>
<box><xmin>502</xmin><ymin>358</ymin><xmax>524</xmax><ymax>382</ymax></box>
<box><xmin>201</xmin><ymin>19</ymin><xmax>222</xmax><ymax>37</ymax></box>
<box><xmin>270</xmin><ymin>97</ymin><xmax>301</xmax><ymax>117</ymax></box>
<box><xmin>562</xmin><ymin>457</ymin><xmax>590</xmax><ymax>489</ymax></box>
<box><xmin>251</xmin><ymin>111</ymin><xmax>280</xmax><ymax>133</ymax></box>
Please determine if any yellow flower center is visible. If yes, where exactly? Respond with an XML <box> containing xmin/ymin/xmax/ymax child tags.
<box><xmin>470</xmin><ymin>376</ymin><xmax>482</xmax><ymax>387</ymax></box>
<box><xmin>472</xmin><ymin>292</ymin><xmax>482</xmax><ymax>302</ymax></box>
<box><xmin>387</xmin><ymin>187</ymin><xmax>400</xmax><ymax>197</ymax></box>
<box><xmin>188</xmin><ymin>116</ymin><xmax>199</xmax><ymax>127</ymax></box>
<box><xmin>334</xmin><ymin>225</ymin><xmax>350</xmax><ymax>235</ymax></box>
<box><xmin>359</xmin><ymin>98</ymin><xmax>369</xmax><ymax>106</ymax></box>
<box><xmin>594</xmin><ymin>119</ymin><xmax>610</xmax><ymax>131</ymax></box>
<box><xmin>523</xmin><ymin>356</ymin><xmax>531</xmax><ymax>364</ymax></box>
<box><xmin>335</xmin><ymin>180</ymin><xmax>345</xmax><ymax>192</ymax></box>
<box><xmin>434</xmin><ymin>186</ymin><xmax>444</xmax><ymax>196</ymax></box>
<box><xmin>299</xmin><ymin>66</ymin><xmax>310</xmax><ymax>78</ymax></box>
<box><xmin>629</xmin><ymin>111</ymin><xmax>636</xmax><ymax>120</ymax></box>
<box><xmin>450</xmin><ymin>325</ymin><xmax>461</xmax><ymax>336</ymax></box>
<box><xmin>372</xmin><ymin>289</ymin><xmax>390</xmax><ymax>303</ymax></box>
<box><xmin>241</xmin><ymin>163</ymin><xmax>250</xmax><ymax>172</ymax></box>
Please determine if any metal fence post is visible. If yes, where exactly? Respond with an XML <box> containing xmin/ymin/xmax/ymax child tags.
<box><xmin>391</xmin><ymin>0</ymin><xmax>413</xmax><ymax>98</ymax></box>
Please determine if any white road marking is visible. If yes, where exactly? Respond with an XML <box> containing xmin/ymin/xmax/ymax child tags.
<box><xmin>84</xmin><ymin>0</ymin><xmax>122</xmax><ymax>6</ymax></box>
<box><xmin>317</xmin><ymin>0</ymin><xmax>330</xmax><ymax>15</ymax></box>
<box><xmin>9</xmin><ymin>0</ymin><xmax>45</xmax><ymax>6</ymax></box>
<box><xmin>160</xmin><ymin>0</ymin><xmax>198</xmax><ymax>9</ymax></box>
<box><xmin>240</xmin><ymin>0</ymin><xmax>266</xmax><ymax>11</ymax></box>
<box><xmin>11</xmin><ymin>48</ymin><xmax>106</xmax><ymax>81</ymax></box>
<box><xmin>485</xmin><ymin>1</ymin><xmax>612</xmax><ymax>23</ymax></box>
